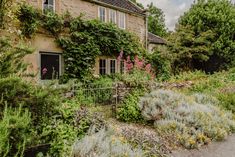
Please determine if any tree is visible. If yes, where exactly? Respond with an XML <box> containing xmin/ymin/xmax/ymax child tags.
<box><xmin>147</xmin><ymin>3</ymin><xmax>167</xmax><ymax>37</ymax></box>
<box><xmin>0</xmin><ymin>38</ymin><xmax>32</xmax><ymax>77</ymax></box>
<box><xmin>130</xmin><ymin>0</ymin><xmax>144</xmax><ymax>9</ymax></box>
<box><xmin>169</xmin><ymin>0</ymin><xmax>235</xmax><ymax>72</ymax></box>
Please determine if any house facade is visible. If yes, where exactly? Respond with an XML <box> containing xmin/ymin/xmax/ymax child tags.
<box><xmin>23</xmin><ymin>0</ymin><xmax>155</xmax><ymax>80</ymax></box>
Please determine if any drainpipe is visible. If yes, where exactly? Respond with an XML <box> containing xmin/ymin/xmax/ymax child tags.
<box><xmin>144</xmin><ymin>9</ymin><xmax>148</xmax><ymax>50</ymax></box>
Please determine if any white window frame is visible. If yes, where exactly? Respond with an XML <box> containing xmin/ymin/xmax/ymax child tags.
<box><xmin>110</xmin><ymin>59</ymin><xmax>117</xmax><ymax>74</ymax></box>
<box><xmin>39</xmin><ymin>51</ymin><xmax>62</xmax><ymax>80</ymax></box>
<box><xmin>118</xmin><ymin>12</ymin><xmax>126</xmax><ymax>29</ymax></box>
<box><xmin>98</xmin><ymin>6</ymin><xmax>106</xmax><ymax>22</ymax></box>
<box><xmin>109</xmin><ymin>9</ymin><xmax>117</xmax><ymax>24</ymax></box>
<box><xmin>42</xmin><ymin>0</ymin><xmax>56</xmax><ymax>13</ymax></box>
<box><xmin>98</xmin><ymin>58</ymin><xmax>119</xmax><ymax>75</ymax></box>
<box><xmin>99</xmin><ymin>59</ymin><xmax>107</xmax><ymax>75</ymax></box>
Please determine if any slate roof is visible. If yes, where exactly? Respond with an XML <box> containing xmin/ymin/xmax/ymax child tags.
<box><xmin>96</xmin><ymin>0</ymin><xmax>145</xmax><ymax>15</ymax></box>
<box><xmin>148</xmin><ymin>32</ymin><xmax>167</xmax><ymax>45</ymax></box>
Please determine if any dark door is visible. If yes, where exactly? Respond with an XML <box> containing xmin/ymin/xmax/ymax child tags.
<box><xmin>41</xmin><ymin>53</ymin><xmax>60</xmax><ymax>80</ymax></box>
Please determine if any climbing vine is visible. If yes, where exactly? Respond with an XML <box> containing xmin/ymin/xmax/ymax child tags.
<box><xmin>16</xmin><ymin>3</ymin><xmax>146</xmax><ymax>80</ymax></box>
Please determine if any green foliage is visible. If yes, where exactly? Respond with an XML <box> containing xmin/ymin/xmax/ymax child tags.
<box><xmin>120</xmin><ymin>69</ymin><xmax>154</xmax><ymax>87</ymax></box>
<box><xmin>0</xmin><ymin>0</ymin><xmax>13</xmax><ymax>28</ymax></box>
<box><xmin>58</xmin><ymin>18</ymin><xmax>145</xmax><ymax>79</ymax></box>
<box><xmin>139</xmin><ymin>90</ymin><xmax>235</xmax><ymax>149</ymax></box>
<box><xmin>169</xmin><ymin>0</ymin><xmax>235</xmax><ymax>72</ymax></box>
<box><xmin>17</xmin><ymin>3</ymin><xmax>40</xmax><ymax>38</ymax></box>
<box><xmin>147</xmin><ymin>3</ymin><xmax>168</xmax><ymax>37</ymax></box>
<box><xmin>73</xmin><ymin>129</ymin><xmax>144</xmax><ymax>157</ymax></box>
<box><xmin>0</xmin><ymin>77</ymin><xmax>60</xmax><ymax>127</ymax></box>
<box><xmin>147</xmin><ymin>49</ymin><xmax>172</xmax><ymax>81</ymax></box>
<box><xmin>217</xmin><ymin>93</ymin><xmax>235</xmax><ymax>113</ymax></box>
<box><xmin>0</xmin><ymin>106</ymin><xmax>32</xmax><ymax>157</ymax></box>
<box><xmin>42</xmin><ymin>11</ymin><xmax>64</xmax><ymax>36</ymax></box>
<box><xmin>16</xmin><ymin>3</ymin><xmax>146</xmax><ymax>80</ymax></box>
<box><xmin>117</xmin><ymin>89</ymin><xmax>145</xmax><ymax>122</ymax></box>
<box><xmin>130</xmin><ymin>0</ymin><xmax>144</xmax><ymax>9</ymax></box>
<box><xmin>0</xmin><ymin>38</ymin><xmax>32</xmax><ymax>77</ymax></box>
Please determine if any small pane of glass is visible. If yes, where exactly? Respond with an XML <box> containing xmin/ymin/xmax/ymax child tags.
<box><xmin>110</xmin><ymin>60</ymin><xmax>116</xmax><ymax>74</ymax></box>
<box><xmin>99</xmin><ymin>59</ymin><xmax>106</xmax><ymax>75</ymax></box>
<box><xmin>99</xmin><ymin>7</ymin><xmax>106</xmax><ymax>22</ymax></box>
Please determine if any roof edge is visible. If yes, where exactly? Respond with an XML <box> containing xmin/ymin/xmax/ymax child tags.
<box><xmin>83</xmin><ymin>0</ymin><xmax>147</xmax><ymax>17</ymax></box>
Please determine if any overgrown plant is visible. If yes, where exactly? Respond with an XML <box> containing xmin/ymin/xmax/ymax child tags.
<box><xmin>17</xmin><ymin>3</ymin><xmax>40</xmax><ymax>38</ymax></box>
<box><xmin>117</xmin><ymin>89</ymin><xmax>145</xmax><ymax>122</ymax></box>
<box><xmin>72</xmin><ymin>129</ymin><xmax>144</xmax><ymax>157</ymax></box>
<box><xmin>0</xmin><ymin>106</ymin><xmax>32</xmax><ymax>157</ymax></box>
<box><xmin>0</xmin><ymin>0</ymin><xmax>13</xmax><ymax>28</ymax></box>
<box><xmin>138</xmin><ymin>90</ymin><xmax>235</xmax><ymax>149</ymax></box>
<box><xmin>0</xmin><ymin>38</ymin><xmax>32</xmax><ymax>77</ymax></box>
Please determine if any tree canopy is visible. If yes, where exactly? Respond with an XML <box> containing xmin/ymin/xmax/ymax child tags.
<box><xmin>147</xmin><ymin>3</ymin><xmax>168</xmax><ymax>37</ymax></box>
<box><xmin>169</xmin><ymin>0</ymin><xmax>235</xmax><ymax>72</ymax></box>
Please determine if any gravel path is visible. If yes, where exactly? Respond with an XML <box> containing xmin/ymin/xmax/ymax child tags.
<box><xmin>171</xmin><ymin>135</ymin><xmax>235</xmax><ymax>157</ymax></box>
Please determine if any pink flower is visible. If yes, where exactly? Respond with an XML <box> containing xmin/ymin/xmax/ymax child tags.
<box><xmin>117</xmin><ymin>50</ymin><xmax>124</xmax><ymax>62</ymax></box>
<box><xmin>145</xmin><ymin>64</ymin><xmax>151</xmax><ymax>73</ymax></box>
<box><xmin>42</xmin><ymin>68</ymin><xmax>47</xmax><ymax>75</ymax></box>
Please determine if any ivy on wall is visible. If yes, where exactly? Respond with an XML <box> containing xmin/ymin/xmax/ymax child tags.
<box><xmin>16</xmin><ymin>4</ymin><xmax>146</xmax><ymax>80</ymax></box>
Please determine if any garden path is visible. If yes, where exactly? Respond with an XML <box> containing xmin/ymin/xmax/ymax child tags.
<box><xmin>171</xmin><ymin>134</ymin><xmax>235</xmax><ymax>157</ymax></box>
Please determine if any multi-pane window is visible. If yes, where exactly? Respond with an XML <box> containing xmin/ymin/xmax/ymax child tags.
<box><xmin>99</xmin><ymin>7</ymin><xmax>106</xmax><ymax>22</ymax></box>
<box><xmin>120</xmin><ymin>60</ymin><xmax>125</xmax><ymax>74</ymax></box>
<box><xmin>110</xmin><ymin>60</ymin><xmax>116</xmax><ymax>74</ymax></box>
<box><xmin>43</xmin><ymin>0</ymin><xmax>55</xmax><ymax>12</ymax></box>
<box><xmin>99</xmin><ymin>59</ymin><xmax>106</xmax><ymax>75</ymax></box>
<box><xmin>40</xmin><ymin>53</ymin><xmax>60</xmax><ymax>80</ymax></box>
<box><xmin>109</xmin><ymin>9</ymin><xmax>116</xmax><ymax>24</ymax></box>
<box><xmin>118</xmin><ymin>12</ymin><xmax>126</xmax><ymax>29</ymax></box>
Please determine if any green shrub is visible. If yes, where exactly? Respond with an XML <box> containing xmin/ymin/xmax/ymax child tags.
<box><xmin>42</xmin><ymin>11</ymin><xmax>64</xmax><ymax>36</ymax></box>
<box><xmin>120</xmin><ymin>69</ymin><xmax>154</xmax><ymax>87</ymax></box>
<box><xmin>39</xmin><ymin>98</ymin><xmax>81</xmax><ymax>157</ymax></box>
<box><xmin>116</xmin><ymin>89</ymin><xmax>145</xmax><ymax>122</ymax></box>
<box><xmin>138</xmin><ymin>90</ymin><xmax>235</xmax><ymax>149</ymax></box>
<box><xmin>73</xmin><ymin>129</ymin><xmax>144</xmax><ymax>157</ymax></box>
<box><xmin>17</xmin><ymin>3</ymin><xmax>40</xmax><ymax>38</ymax></box>
<box><xmin>0</xmin><ymin>77</ymin><xmax>60</xmax><ymax>126</ymax></box>
<box><xmin>217</xmin><ymin>93</ymin><xmax>235</xmax><ymax>113</ymax></box>
<box><xmin>147</xmin><ymin>49</ymin><xmax>173</xmax><ymax>81</ymax></box>
<box><xmin>0</xmin><ymin>106</ymin><xmax>32</xmax><ymax>157</ymax></box>
<box><xmin>0</xmin><ymin>38</ymin><xmax>32</xmax><ymax>77</ymax></box>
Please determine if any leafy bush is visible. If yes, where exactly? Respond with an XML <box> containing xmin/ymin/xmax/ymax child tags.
<box><xmin>117</xmin><ymin>89</ymin><xmax>145</xmax><ymax>122</ymax></box>
<box><xmin>0</xmin><ymin>77</ymin><xmax>60</xmax><ymax>126</ymax></box>
<box><xmin>217</xmin><ymin>93</ymin><xmax>235</xmax><ymax>113</ymax></box>
<box><xmin>17</xmin><ymin>3</ymin><xmax>40</xmax><ymax>38</ymax></box>
<box><xmin>139</xmin><ymin>90</ymin><xmax>235</xmax><ymax>149</ymax></box>
<box><xmin>147</xmin><ymin>49</ymin><xmax>173</xmax><ymax>81</ymax></box>
<box><xmin>72</xmin><ymin>129</ymin><xmax>144</xmax><ymax>157</ymax></box>
<box><xmin>0</xmin><ymin>38</ymin><xmax>32</xmax><ymax>77</ymax></box>
<box><xmin>42</xmin><ymin>11</ymin><xmax>64</xmax><ymax>36</ymax></box>
<box><xmin>0</xmin><ymin>106</ymin><xmax>32</xmax><ymax>157</ymax></box>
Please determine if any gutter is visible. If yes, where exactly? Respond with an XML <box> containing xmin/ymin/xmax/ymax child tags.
<box><xmin>84</xmin><ymin>0</ymin><xmax>147</xmax><ymax>17</ymax></box>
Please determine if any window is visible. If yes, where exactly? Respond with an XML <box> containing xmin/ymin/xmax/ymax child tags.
<box><xmin>99</xmin><ymin>59</ymin><xmax>106</xmax><ymax>75</ymax></box>
<box><xmin>118</xmin><ymin>12</ymin><xmax>126</xmax><ymax>29</ymax></box>
<box><xmin>120</xmin><ymin>60</ymin><xmax>125</xmax><ymax>74</ymax></box>
<box><xmin>110</xmin><ymin>60</ymin><xmax>116</xmax><ymax>74</ymax></box>
<box><xmin>43</xmin><ymin>0</ymin><xmax>55</xmax><ymax>12</ymax></box>
<box><xmin>99</xmin><ymin>7</ymin><xmax>106</xmax><ymax>22</ymax></box>
<box><xmin>109</xmin><ymin>9</ymin><xmax>116</xmax><ymax>24</ymax></box>
<box><xmin>40</xmin><ymin>53</ymin><xmax>60</xmax><ymax>80</ymax></box>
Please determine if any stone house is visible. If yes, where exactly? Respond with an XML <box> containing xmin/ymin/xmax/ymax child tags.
<box><xmin>24</xmin><ymin>0</ymin><xmax>162</xmax><ymax>80</ymax></box>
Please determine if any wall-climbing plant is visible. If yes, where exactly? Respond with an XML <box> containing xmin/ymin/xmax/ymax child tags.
<box><xmin>58</xmin><ymin>18</ymin><xmax>145</xmax><ymax>80</ymax></box>
<box><xmin>0</xmin><ymin>0</ymin><xmax>13</xmax><ymax>28</ymax></box>
<box><xmin>16</xmin><ymin>4</ymin><xmax>146</xmax><ymax>80</ymax></box>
